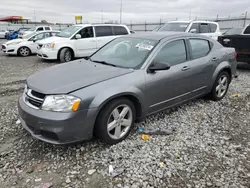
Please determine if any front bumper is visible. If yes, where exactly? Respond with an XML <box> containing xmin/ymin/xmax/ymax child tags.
<box><xmin>1</xmin><ymin>44</ymin><xmax>18</xmax><ymax>55</ymax></box>
<box><xmin>18</xmin><ymin>96</ymin><xmax>97</xmax><ymax>145</ymax></box>
<box><xmin>36</xmin><ymin>48</ymin><xmax>58</xmax><ymax>60</ymax></box>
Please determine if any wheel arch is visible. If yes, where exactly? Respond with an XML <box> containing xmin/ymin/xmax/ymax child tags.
<box><xmin>17</xmin><ymin>46</ymin><xmax>31</xmax><ymax>56</ymax></box>
<box><xmin>212</xmin><ymin>61</ymin><xmax>232</xmax><ymax>83</ymax></box>
<box><xmin>57</xmin><ymin>46</ymin><xmax>75</xmax><ymax>60</ymax></box>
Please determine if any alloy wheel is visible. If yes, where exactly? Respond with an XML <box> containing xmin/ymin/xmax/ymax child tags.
<box><xmin>107</xmin><ymin>104</ymin><xmax>133</xmax><ymax>140</ymax></box>
<box><xmin>216</xmin><ymin>75</ymin><xmax>228</xmax><ymax>98</ymax></box>
<box><xmin>19</xmin><ymin>47</ymin><xmax>30</xmax><ymax>56</ymax></box>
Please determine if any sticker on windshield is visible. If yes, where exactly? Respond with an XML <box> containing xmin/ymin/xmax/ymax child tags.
<box><xmin>135</xmin><ymin>43</ymin><xmax>154</xmax><ymax>51</ymax></box>
<box><xmin>180</xmin><ymin>25</ymin><xmax>188</xmax><ymax>27</ymax></box>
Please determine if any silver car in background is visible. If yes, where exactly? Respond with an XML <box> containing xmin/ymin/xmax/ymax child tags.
<box><xmin>0</xmin><ymin>29</ymin><xmax>8</xmax><ymax>39</ymax></box>
<box><xmin>18</xmin><ymin>32</ymin><xmax>237</xmax><ymax>145</ymax></box>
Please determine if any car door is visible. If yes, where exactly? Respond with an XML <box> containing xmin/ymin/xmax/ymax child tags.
<box><xmin>145</xmin><ymin>39</ymin><xmax>193</xmax><ymax>114</ymax></box>
<box><xmin>187</xmin><ymin>38</ymin><xmax>214</xmax><ymax>96</ymax></box>
<box><xmin>95</xmin><ymin>26</ymin><xmax>116</xmax><ymax>49</ymax></box>
<box><xmin>74</xmin><ymin>26</ymin><xmax>97</xmax><ymax>57</ymax></box>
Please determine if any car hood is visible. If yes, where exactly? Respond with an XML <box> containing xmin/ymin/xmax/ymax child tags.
<box><xmin>27</xmin><ymin>60</ymin><xmax>134</xmax><ymax>94</ymax></box>
<box><xmin>5</xmin><ymin>38</ymin><xmax>25</xmax><ymax>45</ymax></box>
<box><xmin>37</xmin><ymin>36</ymin><xmax>68</xmax><ymax>44</ymax></box>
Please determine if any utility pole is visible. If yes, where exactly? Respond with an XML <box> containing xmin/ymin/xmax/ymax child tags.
<box><xmin>101</xmin><ymin>10</ymin><xmax>103</xmax><ymax>23</ymax></box>
<box><xmin>243</xmin><ymin>11</ymin><xmax>248</xmax><ymax>27</ymax></box>
<box><xmin>189</xmin><ymin>8</ymin><xmax>191</xmax><ymax>20</ymax></box>
<box><xmin>34</xmin><ymin>10</ymin><xmax>36</xmax><ymax>24</ymax></box>
<box><xmin>120</xmin><ymin>0</ymin><xmax>123</xmax><ymax>24</ymax></box>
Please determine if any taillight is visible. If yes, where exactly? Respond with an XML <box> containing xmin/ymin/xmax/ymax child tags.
<box><xmin>234</xmin><ymin>52</ymin><xmax>238</xmax><ymax>61</ymax></box>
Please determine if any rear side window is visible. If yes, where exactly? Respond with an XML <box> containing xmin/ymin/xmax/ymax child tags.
<box><xmin>113</xmin><ymin>26</ymin><xmax>128</xmax><ymax>35</ymax></box>
<box><xmin>45</xmin><ymin>27</ymin><xmax>51</xmax><ymax>30</ymax></box>
<box><xmin>95</xmin><ymin>26</ymin><xmax>113</xmax><ymax>37</ymax></box>
<box><xmin>210</xmin><ymin>23</ymin><xmax>217</xmax><ymax>33</ymax></box>
<box><xmin>189</xmin><ymin>23</ymin><xmax>200</xmax><ymax>33</ymax></box>
<box><xmin>189</xmin><ymin>39</ymin><xmax>210</xmax><ymax>59</ymax></box>
<box><xmin>154</xmin><ymin>40</ymin><xmax>187</xmax><ymax>66</ymax></box>
<box><xmin>37</xmin><ymin>27</ymin><xmax>44</xmax><ymax>31</ymax></box>
<box><xmin>199</xmin><ymin>23</ymin><xmax>209</xmax><ymax>33</ymax></box>
<box><xmin>243</xmin><ymin>26</ymin><xmax>250</xmax><ymax>34</ymax></box>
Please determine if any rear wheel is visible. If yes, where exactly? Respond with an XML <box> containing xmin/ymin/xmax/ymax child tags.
<box><xmin>18</xmin><ymin>47</ymin><xmax>31</xmax><ymax>57</ymax></box>
<box><xmin>209</xmin><ymin>71</ymin><xmax>230</xmax><ymax>101</ymax></box>
<box><xmin>94</xmin><ymin>98</ymin><xmax>136</xmax><ymax>144</ymax></box>
<box><xmin>59</xmin><ymin>48</ymin><xmax>73</xmax><ymax>63</ymax></box>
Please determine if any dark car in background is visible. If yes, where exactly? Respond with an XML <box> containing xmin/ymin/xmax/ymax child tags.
<box><xmin>18</xmin><ymin>32</ymin><xmax>237</xmax><ymax>145</ymax></box>
<box><xmin>218</xmin><ymin>25</ymin><xmax>250</xmax><ymax>63</ymax></box>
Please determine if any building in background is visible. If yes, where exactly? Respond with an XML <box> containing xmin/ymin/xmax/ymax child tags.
<box><xmin>0</xmin><ymin>16</ymin><xmax>30</xmax><ymax>24</ymax></box>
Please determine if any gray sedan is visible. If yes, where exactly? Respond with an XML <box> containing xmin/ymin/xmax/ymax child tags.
<box><xmin>18</xmin><ymin>32</ymin><xmax>237</xmax><ymax>145</ymax></box>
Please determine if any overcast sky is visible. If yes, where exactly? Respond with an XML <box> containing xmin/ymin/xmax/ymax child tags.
<box><xmin>0</xmin><ymin>0</ymin><xmax>250</xmax><ymax>23</ymax></box>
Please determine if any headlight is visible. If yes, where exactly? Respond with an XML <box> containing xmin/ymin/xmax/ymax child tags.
<box><xmin>42</xmin><ymin>95</ymin><xmax>81</xmax><ymax>112</ymax></box>
<box><xmin>44</xmin><ymin>43</ymin><xmax>55</xmax><ymax>49</ymax></box>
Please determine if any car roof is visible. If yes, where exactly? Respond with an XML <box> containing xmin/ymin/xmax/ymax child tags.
<box><xmin>124</xmin><ymin>32</ymin><xmax>200</xmax><ymax>41</ymax></box>
<box><xmin>168</xmin><ymin>20</ymin><xmax>218</xmax><ymax>24</ymax></box>
<box><xmin>73</xmin><ymin>24</ymin><xmax>128</xmax><ymax>27</ymax></box>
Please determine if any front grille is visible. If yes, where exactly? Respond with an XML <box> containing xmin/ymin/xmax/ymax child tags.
<box><xmin>31</xmin><ymin>90</ymin><xmax>46</xmax><ymax>99</ymax></box>
<box><xmin>24</xmin><ymin>88</ymin><xmax>45</xmax><ymax>109</ymax></box>
<box><xmin>2</xmin><ymin>45</ymin><xmax>6</xmax><ymax>50</ymax></box>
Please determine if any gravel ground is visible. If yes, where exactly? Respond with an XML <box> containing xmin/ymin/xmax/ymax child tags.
<box><xmin>0</xmin><ymin>39</ymin><xmax>250</xmax><ymax>188</ymax></box>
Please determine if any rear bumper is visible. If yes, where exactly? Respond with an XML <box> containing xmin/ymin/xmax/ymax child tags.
<box><xmin>18</xmin><ymin>96</ymin><xmax>97</xmax><ymax>145</ymax></box>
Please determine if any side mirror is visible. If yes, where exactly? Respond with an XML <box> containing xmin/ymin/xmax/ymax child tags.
<box><xmin>33</xmin><ymin>37</ymin><xmax>37</xmax><ymax>42</ymax></box>
<box><xmin>75</xmin><ymin>34</ymin><xmax>81</xmax><ymax>39</ymax></box>
<box><xmin>148</xmin><ymin>61</ymin><xmax>171</xmax><ymax>72</ymax></box>
<box><xmin>190</xmin><ymin>28</ymin><xmax>197</xmax><ymax>33</ymax></box>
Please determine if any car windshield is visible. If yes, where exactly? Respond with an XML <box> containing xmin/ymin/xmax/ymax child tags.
<box><xmin>57</xmin><ymin>26</ymin><xmax>81</xmax><ymax>38</ymax></box>
<box><xmin>158</xmin><ymin>22</ymin><xmax>189</xmax><ymax>32</ymax></box>
<box><xmin>23</xmin><ymin>32</ymin><xmax>36</xmax><ymax>39</ymax></box>
<box><xmin>224</xmin><ymin>28</ymin><xmax>243</xmax><ymax>35</ymax></box>
<box><xmin>90</xmin><ymin>37</ymin><xmax>158</xmax><ymax>69</ymax></box>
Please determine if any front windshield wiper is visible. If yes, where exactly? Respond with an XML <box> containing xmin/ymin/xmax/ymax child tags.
<box><xmin>89</xmin><ymin>58</ymin><xmax>116</xmax><ymax>67</ymax></box>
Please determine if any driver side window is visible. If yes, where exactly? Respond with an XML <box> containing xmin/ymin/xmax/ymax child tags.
<box><xmin>77</xmin><ymin>27</ymin><xmax>94</xmax><ymax>39</ymax></box>
<box><xmin>154</xmin><ymin>40</ymin><xmax>187</xmax><ymax>66</ymax></box>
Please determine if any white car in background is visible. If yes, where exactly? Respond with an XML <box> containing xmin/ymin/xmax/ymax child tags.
<box><xmin>0</xmin><ymin>29</ymin><xmax>8</xmax><ymax>38</ymax></box>
<box><xmin>19</xmin><ymin>26</ymin><xmax>52</xmax><ymax>38</ymax></box>
<box><xmin>36</xmin><ymin>24</ymin><xmax>131</xmax><ymax>63</ymax></box>
<box><xmin>1</xmin><ymin>31</ymin><xmax>60</xmax><ymax>56</ymax></box>
<box><xmin>158</xmin><ymin>20</ymin><xmax>222</xmax><ymax>40</ymax></box>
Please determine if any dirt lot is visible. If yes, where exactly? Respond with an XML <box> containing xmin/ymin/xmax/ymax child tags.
<box><xmin>0</xmin><ymin>39</ymin><xmax>250</xmax><ymax>188</ymax></box>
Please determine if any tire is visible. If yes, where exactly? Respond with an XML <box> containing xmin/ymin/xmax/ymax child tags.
<box><xmin>59</xmin><ymin>48</ymin><xmax>73</xmax><ymax>63</ymax></box>
<box><xmin>209</xmin><ymin>71</ymin><xmax>230</xmax><ymax>101</ymax></box>
<box><xmin>18</xmin><ymin>46</ymin><xmax>31</xmax><ymax>57</ymax></box>
<box><xmin>94</xmin><ymin>98</ymin><xmax>136</xmax><ymax>144</ymax></box>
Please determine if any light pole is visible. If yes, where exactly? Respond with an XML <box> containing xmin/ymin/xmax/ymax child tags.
<box><xmin>120</xmin><ymin>0</ymin><xmax>123</xmax><ymax>24</ymax></box>
<box><xmin>101</xmin><ymin>10</ymin><xmax>103</xmax><ymax>23</ymax></box>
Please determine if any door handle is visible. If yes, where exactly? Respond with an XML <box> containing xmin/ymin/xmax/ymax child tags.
<box><xmin>181</xmin><ymin>66</ymin><xmax>190</xmax><ymax>71</ymax></box>
<box><xmin>212</xmin><ymin>57</ymin><xmax>218</xmax><ymax>61</ymax></box>
<box><xmin>90</xmin><ymin>40</ymin><xmax>96</xmax><ymax>42</ymax></box>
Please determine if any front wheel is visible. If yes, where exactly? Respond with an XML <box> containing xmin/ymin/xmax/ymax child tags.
<box><xmin>59</xmin><ymin>48</ymin><xmax>73</xmax><ymax>63</ymax></box>
<box><xmin>94</xmin><ymin>98</ymin><xmax>136</xmax><ymax>144</ymax></box>
<box><xmin>18</xmin><ymin>47</ymin><xmax>31</xmax><ymax>57</ymax></box>
<box><xmin>209</xmin><ymin>71</ymin><xmax>230</xmax><ymax>101</ymax></box>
